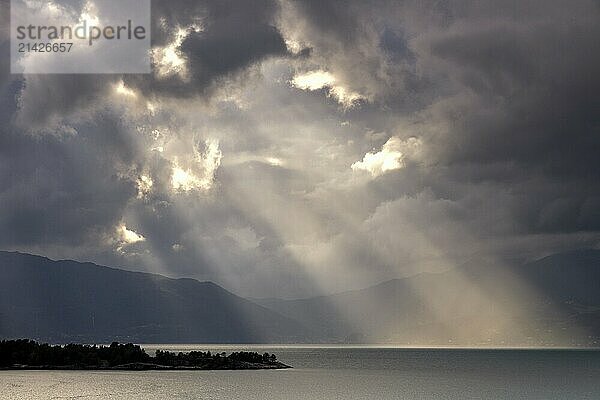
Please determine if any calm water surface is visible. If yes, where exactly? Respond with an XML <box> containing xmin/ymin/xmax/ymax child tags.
<box><xmin>2</xmin><ymin>346</ymin><xmax>600</xmax><ymax>399</ymax></box>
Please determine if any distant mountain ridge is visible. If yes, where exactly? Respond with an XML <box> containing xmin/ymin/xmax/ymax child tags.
<box><xmin>1</xmin><ymin>249</ymin><xmax>599</xmax><ymax>346</ymax></box>
<box><xmin>0</xmin><ymin>251</ymin><xmax>309</xmax><ymax>343</ymax></box>
<box><xmin>255</xmin><ymin>249</ymin><xmax>600</xmax><ymax>346</ymax></box>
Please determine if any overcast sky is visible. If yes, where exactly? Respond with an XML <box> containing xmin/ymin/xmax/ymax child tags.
<box><xmin>0</xmin><ymin>0</ymin><xmax>599</xmax><ymax>298</ymax></box>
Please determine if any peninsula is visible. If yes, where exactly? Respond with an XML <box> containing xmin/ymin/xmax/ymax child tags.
<box><xmin>0</xmin><ymin>339</ymin><xmax>291</xmax><ymax>370</ymax></box>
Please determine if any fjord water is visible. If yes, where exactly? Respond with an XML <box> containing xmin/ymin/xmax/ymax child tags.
<box><xmin>2</xmin><ymin>346</ymin><xmax>600</xmax><ymax>400</ymax></box>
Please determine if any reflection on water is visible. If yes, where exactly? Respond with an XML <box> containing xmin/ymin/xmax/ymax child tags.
<box><xmin>1</xmin><ymin>347</ymin><xmax>600</xmax><ymax>400</ymax></box>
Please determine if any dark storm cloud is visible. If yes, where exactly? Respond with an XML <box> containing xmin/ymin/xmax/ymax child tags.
<box><xmin>283</xmin><ymin>0</ymin><xmax>435</xmax><ymax>112</ymax></box>
<box><xmin>426</xmin><ymin>20</ymin><xmax>600</xmax><ymax>166</ymax></box>
<box><xmin>9</xmin><ymin>0</ymin><xmax>289</xmax><ymax>126</ymax></box>
<box><xmin>124</xmin><ymin>0</ymin><xmax>288</xmax><ymax>98</ymax></box>
<box><xmin>0</xmin><ymin>80</ymin><xmax>140</xmax><ymax>247</ymax></box>
<box><xmin>414</xmin><ymin>7</ymin><xmax>600</xmax><ymax>234</ymax></box>
<box><xmin>17</xmin><ymin>75</ymin><xmax>115</xmax><ymax>128</ymax></box>
<box><xmin>290</xmin><ymin>0</ymin><xmax>365</xmax><ymax>44</ymax></box>
<box><xmin>181</xmin><ymin>23</ymin><xmax>286</xmax><ymax>84</ymax></box>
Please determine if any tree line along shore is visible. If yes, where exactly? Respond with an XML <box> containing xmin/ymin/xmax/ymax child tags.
<box><xmin>0</xmin><ymin>339</ymin><xmax>291</xmax><ymax>370</ymax></box>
